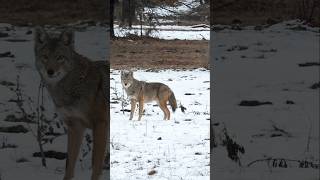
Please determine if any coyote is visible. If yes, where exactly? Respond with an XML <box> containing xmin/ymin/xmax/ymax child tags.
<box><xmin>121</xmin><ymin>71</ymin><xmax>177</xmax><ymax>120</ymax></box>
<box><xmin>34</xmin><ymin>27</ymin><xmax>109</xmax><ymax>180</ymax></box>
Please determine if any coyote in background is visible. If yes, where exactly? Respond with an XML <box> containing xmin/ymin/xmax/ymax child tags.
<box><xmin>34</xmin><ymin>27</ymin><xmax>109</xmax><ymax>180</ymax></box>
<box><xmin>121</xmin><ymin>71</ymin><xmax>177</xmax><ymax>121</ymax></box>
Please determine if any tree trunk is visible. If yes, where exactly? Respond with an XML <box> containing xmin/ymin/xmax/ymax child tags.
<box><xmin>121</xmin><ymin>0</ymin><xmax>129</xmax><ymax>26</ymax></box>
<box><xmin>128</xmin><ymin>0</ymin><xmax>136</xmax><ymax>27</ymax></box>
<box><xmin>110</xmin><ymin>0</ymin><xmax>115</xmax><ymax>37</ymax></box>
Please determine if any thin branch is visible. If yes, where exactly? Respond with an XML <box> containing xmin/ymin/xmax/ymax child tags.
<box><xmin>247</xmin><ymin>158</ymin><xmax>272</xmax><ymax>167</ymax></box>
<box><xmin>158</xmin><ymin>5</ymin><xmax>185</xmax><ymax>16</ymax></box>
<box><xmin>178</xmin><ymin>1</ymin><xmax>194</xmax><ymax>9</ymax></box>
<box><xmin>36</xmin><ymin>81</ymin><xmax>47</xmax><ymax>167</ymax></box>
<box><xmin>13</xmin><ymin>75</ymin><xmax>37</xmax><ymax>137</ymax></box>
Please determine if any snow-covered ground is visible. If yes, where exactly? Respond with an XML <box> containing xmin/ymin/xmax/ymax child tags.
<box><xmin>1</xmin><ymin>19</ymin><xmax>319</xmax><ymax>180</ymax></box>
<box><xmin>212</xmin><ymin>20</ymin><xmax>319</xmax><ymax>179</ymax></box>
<box><xmin>0</xmin><ymin>23</ymin><xmax>209</xmax><ymax>180</ymax></box>
<box><xmin>110</xmin><ymin>69</ymin><xmax>210</xmax><ymax>180</ymax></box>
<box><xmin>114</xmin><ymin>24</ymin><xmax>209</xmax><ymax>40</ymax></box>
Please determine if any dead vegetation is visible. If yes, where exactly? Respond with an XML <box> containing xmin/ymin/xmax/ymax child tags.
<box><xmin>110</xmin><ymin>37</ymin><xmax>209</xmax><ymax>69</ymax></box>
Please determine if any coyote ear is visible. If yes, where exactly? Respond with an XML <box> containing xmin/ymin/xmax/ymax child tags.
<box><xmin>60</xmin><ymin>29</ymin><xmax>74</xmax><ymax>47</ymax></box>
<box><xmin>34</xmin><ymin>26</ymin><xmax>48</xmax><ymax>45</ymax></box>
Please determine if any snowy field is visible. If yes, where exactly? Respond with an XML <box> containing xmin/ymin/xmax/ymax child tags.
<box><xmin>110</xmin><ymin>69</ymin><xmax>210</xmax><ymax>180</ymax></box>
<box><xmin>114</xmin><ymin>24</ymin><xmax>209</xmax><ymax>40</ymax></box>
<box><xmin>1</xmin><ymin>19</ymin><xmax>319</xmax><ymax>180</ymax></box>
<box><xmin>212</xmin><ymin>20</ymin><xmax>319</xmax><ymax>179</ymax></box>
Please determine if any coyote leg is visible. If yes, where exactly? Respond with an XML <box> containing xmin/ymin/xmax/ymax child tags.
<box><xmin>91</xmin><ymin>118</ymin><xmax>107</xmax><ymax>180</ymax></box>
<box><xmin>159</xmin><ymin>100</ymin><xmax>170</xmax><ymax>120</ymax></box>
<box><xmin>129</xmin><ymin>99</ymin><xmax>136</xmax><ymax>120</ymax></box>
<box><xmin>64</xmin><ymin>120</ymin><xmax>85</xmax><ymax>180</ymax></box>
<box><xmin>138</xmin><ymin>97</ymin><xmax>144</xmax><ymax>121</ymax></box>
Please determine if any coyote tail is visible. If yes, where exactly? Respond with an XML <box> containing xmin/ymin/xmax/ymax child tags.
<box><xmin>169</xmin><ymin>91</ymin><xmax>177</xmax><ymax>112</ymax></box>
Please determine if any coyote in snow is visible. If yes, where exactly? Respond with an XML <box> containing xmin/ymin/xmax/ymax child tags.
<box><xmin>121</xmin><ymin>71</ymin><xmax>177</xmax><ymax>121</ymax></box>
<box><xmin>34</xmin><ymin>27</ymin><xmax>109</xmax><ymax>180</ymax></box>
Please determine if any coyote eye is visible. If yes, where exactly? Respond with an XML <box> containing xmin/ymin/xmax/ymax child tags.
<box><xmin>57</xmin><ymin>55</ymin><xmax>65</xmax><ymax>63</ymax></box>
<box><xmin>41</xmin><ymin>55</ymin><xmax>48</xmax><ymax>62</ymax></box>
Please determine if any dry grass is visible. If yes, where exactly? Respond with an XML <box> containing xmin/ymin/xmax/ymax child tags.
<box><xmin>110</xmin><ymin>37</ymin><xmax>209</xmax><ymax>69</ymax></box>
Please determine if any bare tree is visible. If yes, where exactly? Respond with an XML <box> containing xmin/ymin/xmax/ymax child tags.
<box><xmin>110</xmin><ymin>0</ymin><xmax>115</xmax><ymax>37</ymax></box>
<box><xmin>298</xmin><ymin>0</ymin><xmax>317</xmax><ymax>23</ymax></box>
<box><xmin>129</xmin><ymin>0</ymin><xmax>136</xmax><ymax>27</ymax></box>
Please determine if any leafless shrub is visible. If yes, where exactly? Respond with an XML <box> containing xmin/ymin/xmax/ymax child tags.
<box><xmin>295</xmin><ymin>0</ymin><xmax>318</xmax><ymax>23</ymax></box>
<box><xmin>7</xmin><ymin>75</ymin><xmax>64</xmax><ymax>167</ymax></box>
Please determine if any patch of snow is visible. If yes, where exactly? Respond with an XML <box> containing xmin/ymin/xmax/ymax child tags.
<box><xmin>114</xmin><ymin>25</ymin><xmax>209</xmax><ymax>40</ymax></box>
<box><xmin>212</xmin><ymin>20</ymin><xmax>319</xmax><ymax>179</ymax></box>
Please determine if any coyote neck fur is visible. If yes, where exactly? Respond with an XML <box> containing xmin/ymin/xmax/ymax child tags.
<box><xmin>45</xmin><ymin>52</ymin><xmax>100</xmax><ymax>108</ymax></box>
<box><xmin>124</xmin><ymin>78</ymin><xmax>144</xmax><ymax>98</ymax></box>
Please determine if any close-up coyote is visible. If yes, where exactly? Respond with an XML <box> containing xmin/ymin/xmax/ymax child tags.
<box><xmin>121</xmin><ymin>70</ymin><xmax>177</xmax><ymax>121</ymax></box>
<box><xmin>34</xmin><ymin>27</ymin><xmax>109</xmax><ymax>180</ymax></box>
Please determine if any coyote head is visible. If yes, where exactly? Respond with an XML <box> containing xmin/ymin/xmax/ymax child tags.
<box><xmin>34</xmin><ymin>27</ymin><xmax>75</xmax><ymax>84</ymax></box>
<box><xmin>121</xmin><ymin>70</ymin><xmax>134</xmax><ymax>88</ymax></box>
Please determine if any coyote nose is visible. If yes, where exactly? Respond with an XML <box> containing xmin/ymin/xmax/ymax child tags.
<box><xmin>47</xmin><ymin>69</ymin><xmax>54</xmax><ymax>76</ymax></box>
